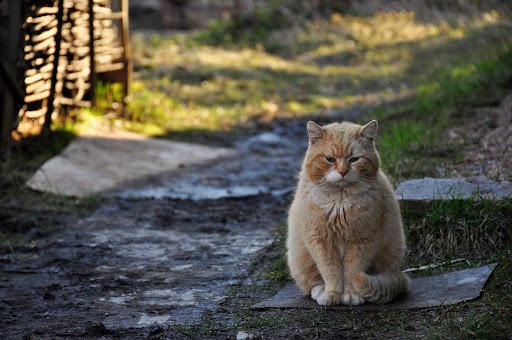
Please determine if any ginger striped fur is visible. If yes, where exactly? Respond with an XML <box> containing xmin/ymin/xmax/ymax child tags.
<box><xmin>287</xmin><ymin>120</ymin><xmax>410</xmax><ymax>306</ymax></box>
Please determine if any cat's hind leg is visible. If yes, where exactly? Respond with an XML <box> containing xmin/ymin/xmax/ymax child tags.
<box><xmin>287</xmin><ymin>241</ymin><xmax>323</xmax><ymax>295</ymax></box>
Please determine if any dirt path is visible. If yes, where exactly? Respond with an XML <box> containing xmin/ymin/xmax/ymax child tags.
<box><xmin>0</xmin><ymin>120</ymin><xmax>308</xmax><ymax>338</ymax></box>
<box><xmin>1</xmin><ymin>197</ymin><xmax>288</xmax><ymax>338</ymax></box>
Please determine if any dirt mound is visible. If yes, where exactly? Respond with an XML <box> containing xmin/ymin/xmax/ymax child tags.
<box><xmin>448</xmin><ymin>92</ymin><xmax>512</xmax><ymax>180</ymax></box>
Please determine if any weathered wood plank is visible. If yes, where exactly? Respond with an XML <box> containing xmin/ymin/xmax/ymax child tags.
<box><xmin>95</xmin><ymin>62</ymin><xmax>124</xmax><ymax>73</ymax></box>
<box><xmin>37</xmin><ymin>7</ymin><xmax>59</xmax><ymax>15</ymax></box>
<box><xmin>24</xmin><ymin>107</ymin><xmax>48</xmax><ymax>119</ymax></box>
<box><xmin>43</xmin><ymin>0</ymin><xmax>64</xmax><ymax>132</ymax></box>
<box><xmin>25</xmin><ymin>90</ymin><xmax>51</xmax><ymax>103</ymax></box>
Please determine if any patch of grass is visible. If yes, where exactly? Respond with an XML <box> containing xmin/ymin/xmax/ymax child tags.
<box><xmin>374</xmin><ymin>20</ymin><xmax>512</xmax><ymax>179</ymax></box>
<box><xmin>110</xmin><ymin>8</ymin><xmax>512</xmax><ymax>159</ymax></box>
<box><xmin>259</xmin><ymin>223</ymin><xmax>289</xmax><ymax>283</ymax></box>
<box><xmin>427</xmin><ymin>311</ymin><xmax>502</xmax><ymax>339</ymax></box>
<box><xmin>378</xmin><ymin>119</ymin><xmax>437</xmax><ymax>177</ymax></box>
<box><xmin>403</xmin><ymin>198</ymin><xmax>512</xmax><ymax>265</ymax></box>
<box><xmin>368</xmin><ymin>13</ymin><xmax>512</xmax><ymax>180</ymax></box>
<box><xmin>95</xmin><ymin>81</ymin><xmax>125</xmax><ymax>114</ymax></box>
<box><xmin>413</xmin><ymin>50</ymin><xmax>512</xmax><ymax>117</ymax></box>
<box><xmin>195</xmin><ymin>5</ymin><xmax>292</xmax><ymax>49</ymax></box>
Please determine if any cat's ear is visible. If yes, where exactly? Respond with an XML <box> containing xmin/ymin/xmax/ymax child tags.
<box><xmin>359</xmin><ymin>120</ymin><xmax>378</xmax><ymax>140</ymax></box>
<box><xmin>307</xmin><ymin>121</ymin><xmax>325</xmax><ymax>144</ymax></box>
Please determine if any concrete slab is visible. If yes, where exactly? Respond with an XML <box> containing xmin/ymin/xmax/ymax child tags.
<box><xmin>252</xmin><ymin>264</ymin><xmax>496</xmax><ymax>310</ymax></box>
<box><xmin>25</xmin><ymin>128</ymin><xmax>234</xmax><ymax>197</ymax></box>
<box><xmin>395</xmin><ymin>177</ymin><xmax>512</xmax><ymax>201</ymax></box>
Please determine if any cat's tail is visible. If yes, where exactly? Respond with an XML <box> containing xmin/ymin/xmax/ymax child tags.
<box><xmin>353</xmin><ymin>270</ymin><xmax>410</xmax><ymax>304</ymax></box>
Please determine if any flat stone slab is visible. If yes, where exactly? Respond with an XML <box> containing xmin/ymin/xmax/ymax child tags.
<box><xmin>396</xmin><ymin>177</ymin><xmax>512</xmax><ymax>201</ymax></box>
<box><xmin>252</xmin><ymin>264</ymin><xmax>496</xmax><ymax>310</ymax></box>
<box><xmin>26</xmin><ymin>128</ymin><xmax>234</xmax><ymax>197</ymax></box>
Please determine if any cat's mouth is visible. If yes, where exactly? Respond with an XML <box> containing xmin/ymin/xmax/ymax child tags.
<box><xmin>325</xmin><ymin>170</ymin><xmax>350</xmax><ymax>185</ymax></box>
<box><xmin>333</xmin><ymin>179</ymin><xmax>351</xmax><ymax>188</ymax></box>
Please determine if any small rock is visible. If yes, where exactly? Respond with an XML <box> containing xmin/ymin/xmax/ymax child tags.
<box><xmin>236</xmin><ymin>330</ymin><xmax>254</xmax><ymax>340</ymax></box>
<box><xmin>250</xmin><ymin>132</ymin><xmax>282</xmax><ymax>145</ymax></box>
<box><xmin>239</xmin><ymin>132</ymin><xmax>284</xmax><ymax>152</ymax></box>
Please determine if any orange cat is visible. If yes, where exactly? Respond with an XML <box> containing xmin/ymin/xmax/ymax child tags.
<box><xmin>287</xmin><ymin>120</ymin><xmax>410</xmax><ymax>306</ymax></box>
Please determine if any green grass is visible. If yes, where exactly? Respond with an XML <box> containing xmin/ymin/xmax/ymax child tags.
<box><xmin>403</xmin><ymin>198</ymin><xmax>512</xmax><ymax>270</ymax></box>
<box><xmin>259</xmin><ymin>224</ymin><xmax>290</xmax><ymax>283</ymax></box>
<box><xmin>413</xmin><ymin>52</ymin><xmax>512</xmax><ymax>117</ymax></box>
<box><xmin>376</xmin><ymin>42</ymin><xmax>512</xmax><ymax>179</ymax></box>
<box><xmin>194</xmin><ymin>5</ymin><xmax>292</xmax><ymax>49</ymax></box>
<box><xmin>80</xmin><ymin>8</ymin><xmax>512</xmax><ymax>187</ymax></box>
<box><xmin>91</xmin><ymin>8</ymin><xmax>512</xmax><ymax>151</ymax></box>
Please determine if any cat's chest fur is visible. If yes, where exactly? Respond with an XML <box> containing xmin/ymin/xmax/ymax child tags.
<box><xmin>304</xmin><ymin>181</ymin><xmax>379</xmax><ymax>230</ymax></box>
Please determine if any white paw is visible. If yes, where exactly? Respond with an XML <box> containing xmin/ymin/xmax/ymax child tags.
<box><xmin>342</xmin><ymin>293</ymin><xmax>366</xmax><ymax>306</ymax></box>
<box><xmin>311</xmin><ymin>284</ymin><xmax>325</xmax><ymax>300</ymax></box>
<box><xmin>316</xmin><ymin>291</ymin><xmax>342</xmax><ymax>306</ymax></box>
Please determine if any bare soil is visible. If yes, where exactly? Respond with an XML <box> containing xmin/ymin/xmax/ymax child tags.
<box><xmin>445</xmin><ymin>91</ymin><xmax>512</xmax><ymax>180</ymax></box>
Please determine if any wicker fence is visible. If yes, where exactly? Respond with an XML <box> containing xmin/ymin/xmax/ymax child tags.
<box><xmin>0</xmin><ymin>0</ymin><xmax>130</xmax><ymax>147</ymax></box>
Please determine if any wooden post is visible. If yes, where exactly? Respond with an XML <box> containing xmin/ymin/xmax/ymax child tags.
<box><xmin>1</xmin><ymin>0</ymin><xmax>22</xmax><ymax>147</ymax></box>
<box><xmin>88</xmin><ymin>0</ymin><xmax>96</xmax><ymax>107</ymax></box>
<box><xmin>120</xmin><ymin>0</ymin><xmax>131</xmax><ymax>107</ymax></box>
<box><xmin>43</xmin><ymin>0</ymin><xmax>64</xmax><ymax>134</ymax></box>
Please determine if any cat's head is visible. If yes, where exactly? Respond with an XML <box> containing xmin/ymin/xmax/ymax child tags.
<box><xmin>303</xmin><ymin>120</ymin><xmax>380</xmax><ymax>187</ymax></box>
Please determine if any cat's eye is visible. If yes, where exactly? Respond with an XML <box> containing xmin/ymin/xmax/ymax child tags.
<box><xmin>325</xmin><ymin>157</ymin><xmax>336</xmax><ymax>163</ymax></box>
<box><xmin>349</xmin><ymin>157</ymin><xmax>360</xmax><ymax>163</ymax></box>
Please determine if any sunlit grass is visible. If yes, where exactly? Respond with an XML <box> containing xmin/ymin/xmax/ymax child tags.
<box><xmin>88</xmin><ymin>9</ymin><xmax>512</xmax><ymax>161</ymax></box>
<box><xmin>52</xmin><ymin>11</ymin><xmax>495</xmax><ymax>176</ymax></box>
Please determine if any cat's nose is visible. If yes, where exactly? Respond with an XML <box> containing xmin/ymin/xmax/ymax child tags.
<box><xmin>338</xmin><ymin>168</ymin><xmax>348</xmax><ymax>177</ymax></box>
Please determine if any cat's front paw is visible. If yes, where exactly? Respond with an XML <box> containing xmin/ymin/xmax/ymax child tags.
<box><xmin>311</xmin><ymin>284</ymin><xmax>325</xmax><ymax>300</ymax></box>
<box><xmin>315</xmin><ymin>291</ymin><xmax>343</xmax><ymax>306</ymax></box>
<box><xmin>342</xmin><ymin>292</ymin><xmax>366</xmax><ymax>306</ymax></box>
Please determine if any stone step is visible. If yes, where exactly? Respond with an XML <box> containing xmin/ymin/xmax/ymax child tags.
<box><xmin>395</xmin><ymin>176</ymin><xmax>512</xmax><ymax>201</ymax></box>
